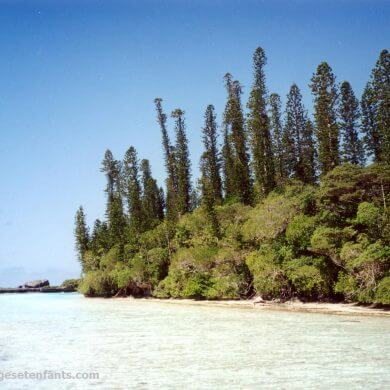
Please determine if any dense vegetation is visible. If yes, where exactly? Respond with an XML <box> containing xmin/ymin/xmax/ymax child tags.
<box><xmin>75</xmin><ymin>48</ymin><xmax>390</xmax><ymax>304</ymax></box>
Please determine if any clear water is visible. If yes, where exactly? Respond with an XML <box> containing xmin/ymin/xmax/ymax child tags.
<box><xmin>0</xmin><ymin>293</ymin><xmax>389</xmax><ymax>389</ymax></box>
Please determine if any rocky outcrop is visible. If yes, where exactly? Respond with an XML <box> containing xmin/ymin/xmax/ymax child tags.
<box><xmin>24</xmin><ymin>280</ymin><xmax>50</xmax><ymax>288</ymax></box>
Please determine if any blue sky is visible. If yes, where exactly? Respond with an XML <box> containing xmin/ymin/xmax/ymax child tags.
<box><xmin>0</xmin><ymin>0</ymin><xmax>389</xmax><ymax>286</ymax></box>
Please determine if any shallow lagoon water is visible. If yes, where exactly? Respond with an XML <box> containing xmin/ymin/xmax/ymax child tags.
<box><xmin>0</xmin><ymin>293</ymin><xmax>389</xmax><ymax>389</ymax></box>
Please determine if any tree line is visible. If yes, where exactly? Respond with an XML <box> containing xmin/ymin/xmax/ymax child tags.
<box><xmin>75</xmin><ymin>47</ymin><xmax>389</xmax><ymax>298</ymax></box>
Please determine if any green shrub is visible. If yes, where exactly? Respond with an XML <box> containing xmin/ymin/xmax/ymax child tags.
<box><xmin>310</xmin><ymin>226</ymin><xmax>356</xmax><ymax>265</ymax></box>
<box><xmin>337</xmin><ymin>241</ymin><xmax>390</xmax><ymax>303</ymax></box>
<box><xmin>356</xmin><ymin>202</ymin><xmax>381</xmax><ymax>227</ymax></box>
<box><xmin>375</xmin><ymin>277</ymin><xmax>390</xmax><ymax>304</ymax></box>
<box><xmin>110</xmin><ymin>263</ymin><xmax>133</xmax><ymax>289</ymax></box>
<box><xmin>154</xmin><ymin>246</ymin><xmax>248</xmax><ymax>299</ymax></box>
<box><xmin>284</xmin><ymin>256</ymin><xmax>330</xmax><ymax>299</ymax></box>
<box><xmin>318</xmin><ymin>164</ymin><xmax>390</xmax><ymax>219</ymax></box>
<box><xmin>182</xmin><ymin>274</ymin><xmax>212</xmax><ymax>298</ymax></box>
<box><xmin>82</xmin><ymin>250</ymin><xmax>100</xmax><ymax>272</ymax></box>
<box><xmin>138</xmin><ymin>222</ymin><xmax>171</xmax><ymax>251</ymax></box>
<box><xmin>245</xmin><ymin>248</ymin><xmax>289</xmax><ymax>299</ymax></box>
<box><xmin>154</xmin><ymin>246</ymin><xmax>217</xmax><ymax>298</ymax></box>
<box><xmin>100</xmin><ymin>245</ymin><xmax>122</xmax><ymax>271</ymax></box>
<box><xmin>334</xmin><ymin>272</ymin><xmax>358</xmax><ymax>301</ymax></box>
<box><xmin>242</xmin><ymin>185</ymin><xmax>315</xmax><ymax>245</ymax></box>
<box><xmin>286</xmin><ymin>214</ymin><xmax>317</xmax><ymax>252</ymax></box>
<box><xmin>79</xmin><ymin>270</ymin><xmax>118</xmax><ymax>297</ymax></box>
<box><xmin>206</xmin><ymin>274</ymin><xmax>246</xmax><ymax>299</ymax></box>
<box><xmin>61</xmin><ymin>279</ymin><xmax>80</xmax><ymax>290</ymax></box>
<box><xmin>212</xmin><ymin>203</ymin><xmax>250</xmax><ymax>249</ymax></box>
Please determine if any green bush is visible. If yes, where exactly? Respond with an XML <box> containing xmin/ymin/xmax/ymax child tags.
<box><xmin>356</xmin><ymin>202</ymin><xmax>381</xmax><ymax>227</ymax></box>
<box><xmin>245</xmin><ymin>248</ymin><xmax>289</xmax><ymax>299</ymax></box>
<box><xmin>334</xmin><ymin>272</ymin><xmax>358</xmax><ymax>301</ymax></box>
<box><xmin>242</xmin><ymin>185</ymin><xmax>315</xmax><ymax>245</ymax></box>
<box><xmin>61</xmin><ymin>278</ymin><xmax>80</xmax><ymax>290</ymax></box>
<box><xmin>100</xmin><ymin>245</ymin><xmax>122</xmax><ymax>271</ymax></box>
<box><xmin>155</xmin><ymin>246</ymin><xmax>248</xmax><ymax>299</ymax></box>
<box><xmin>154</xmin><ymin>246</ymin><xmax>217</xmax><ymax>298</ymax></box>
<box><xmin>82</xmin><ymin>250</ymin><xmax>100</xmax><ymax>272</ymax></box>
<box><xmin>337</xmin><ymin>241</ymin><xmax>390</xmax><ymax>303</ymax></box>
<box><xmin>310</xmin><ymin>226</ymin><xmax>356</xmax><ymax>266</ymax></box>
<box><xmin>284</xmin><ymin>256</ymin><xmax>330</xmax><ymax>299</ymax></box>
<box><xmin>111</xmin><ymin>263</ymin><xmax>133</xmax><ymax>289</ymax></box>
<box><xmin>182</xmin><ymin>274</ymin><xmax>212</xmax><ymax>298</ymax></box>
<box><xmin>77</xmin><ymin>163</ymin><xmax>390</xmax><ymax>305</ymax></box>
<box><xmin>79</xmin><ymin>270</ymin><xmax>118</xmax><ymax>297</ymax></box>
<box><xmin>206</xmin><ymin>274</ymin><xmax>246</xmax><ymax>299</ymax></box>
<box><xmin>375</xmin><ymin>277</ymin><xmax>390</xmax><ymax>304</ymax></box>
<box><xmin>138</xmin><ymin>222</ymin><xmax>171</xmax><ymax>251</ymax></box>
<box><xmin>286</xmin><ymin>214</ymin><xmax>317</xmax><ymax>252</ymax></box>
<box><xmin>318</xmin><ymin>164</ymin><xmax>390</xmax><ymax>219</ymax></box>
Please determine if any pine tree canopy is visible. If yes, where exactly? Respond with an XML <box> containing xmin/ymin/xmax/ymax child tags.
<box><xmin>247</xmin><ymin>47</ymin><xmax>275</xmax><ymax>198</ymax></box>
<box><xmin>339</xmin><ymin>81</ymin><xmax>365</xmax><ymax>166</ymax></box>
<box><xmin>172</xmin><ymin>108</ymin><xmax>192</xmax><ymax>215</ymax></box>
<box><xmin>310</xmin><ymin>62</ymin><xmax>340</xmax><ymax>175</ymax></box>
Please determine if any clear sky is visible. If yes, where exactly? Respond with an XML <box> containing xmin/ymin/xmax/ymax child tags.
<box><xmin>0</xmin><ymin>0</ymin><xmax>389</xmax><ymax>286</ymax></box>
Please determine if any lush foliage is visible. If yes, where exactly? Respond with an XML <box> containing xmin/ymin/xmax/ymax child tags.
<box><xmin>75</xmin><ymin>48</ymin><xmax>389</xmax><ymax>304</ymax></box>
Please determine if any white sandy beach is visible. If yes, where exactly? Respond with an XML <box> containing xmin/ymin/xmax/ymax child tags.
<box><xmin>128</xmin><ymin>297</ymin><xmax>390</xmax><ymax>317</ymax></box>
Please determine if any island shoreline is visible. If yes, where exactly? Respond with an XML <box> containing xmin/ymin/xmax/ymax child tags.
<box><xmin>105</xmin><ymin>297</ymin><xmax>390</xmax><ymax>317</ymax></box>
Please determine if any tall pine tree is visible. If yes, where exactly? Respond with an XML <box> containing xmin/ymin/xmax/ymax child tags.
<box><xmin>247</xmin><ymin>47</ymin><xmax>275</xmax><ymax>197</ymax></box>
<box><xmin>123</xmin><ymin>146</ymin><xmax>144</xmax><ymax>234</ymax></box>
<box><xmin>269</xmin><ymin>93</ymin><xmax>287</xmax><ymax>185</ymax></box>
<box><xmin>283</xmin><ymin>85</ymin><xmax>316</xmax><ymax>184</ymax></box>
<box><xmin>172</xmin><ymin>108</ymin><xmax>192</xmax><ymax>215</ymax></box>
<box><xmin>101</xmin><ymin>150</ymin><xmax>126</xmax><ymax>251</ymax></box>
<box><xmin>201</xmin><ymin>105</ymin><xmax>223</xmax><ymax>205</ymax></box>
<box><xmin>74</xmin><ymin>206</ymin><xmax>89</xmax><ymax>272</ymax></box>
<box><xmin>301</xmin><ymin>119</ymin><xmax>317</xmax><ymax>184</ymax></box>
<box><xmin>361</xmin><ymin>83</ymin><xmax>381</xmax><ymax>162</ymax></box>
<box><xmin>361</xmin><ymin>49</ymin><xmax>390</xmax><ymax>163</ymax></box>
<box><xmin>90</xmin><ymin>219</ymin><xmax>109</xmax><ymax>256</ymax></box>
<box><xmin>339</xmin><ymin>81</ymin><xmax>365</xmax><ymax>165</ymax></box>
<box><xmin>200</xmin><ymin>155</ymin><xmax>221</xmax><ymax>238</ymax></box>
<box><xmin>154</xmin><ymin>98</ymin><xmax>177</xmax><ymax>220</ymax></box>
<box><xmin>310</xmin><ymin>62</ymin><xmax>339</xmax><ymax>175</ymax></box>
<box><xmin>221</xmin><ymin>125</ymin><xmax>235</xmax><ymax>201</ymax></box>
<box><xmin>284</xmin><ymin>84</ymin><xmax>306</xmax><ymax>181</ymax></box>
<box><xmin>223</xmin><ymin>73</ymin><xmax>252</xmax><ymax>204</ymax></box>
<box><xmin>140</xmin><ymin>159</ymin><xmax>164</xmax><ymax>229</ymax></box>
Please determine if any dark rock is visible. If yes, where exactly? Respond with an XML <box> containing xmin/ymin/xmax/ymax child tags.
<box><xmin>24</xmin><ymin>279</ymin><xmax>50</xmax><ymax>288</ymax></box>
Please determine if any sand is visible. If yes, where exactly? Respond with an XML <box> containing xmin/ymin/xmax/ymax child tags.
<box><xmin>128</xmin><ymin>297</ymin><xmax>390</xmax><ymax>317</ymax></box>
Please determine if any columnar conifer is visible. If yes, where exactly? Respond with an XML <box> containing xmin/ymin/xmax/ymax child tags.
<box><xmin>221</xmin><ymin>126</ymin><xmax>235</xmax><ymax>200</ymax></box>
<box><xmin>310</xmin><ymin>62</ymin><xmax>339</xmax><ymax>175</ymax></box>
<box><xmin>172</xmin><ymin>108</ymin><xmax>191</xmax><ymax>215</ymax></box>
<box><xmin>141</xmin><ymin>159</ymin><xmax>164</xmax><ymax>228</ymax></box>
<box><xmin>200</xmin><ymin>155</ymin><xmax>221</xmax><ymax>238</ymax></box>
<box><xmin>201</xmin><ymin>105</ymin><xmax>223</xmax><ymax>205</ymax></box>
<box><xmin>101</xmin><ymin>150</ymin><xmax>126</xmax><ymax>251</ymax></box>
<box><xmin>74</xmin><ymin>206</ymin><xmax>89</xmax><ymax>272</ymax></box>
<box><xmin>247</xmin><ymin>48</ymin><xmax>275</xmax><ymax>197</ymax></box>
<box><xmin>123</xmin><ymin>146</ymin><xmax>143</xmax><ymax>233</ymax></box>
<box><xmin>339</xmin><ymin>81</ymin><xmax>365</xmax><ymax>165</ymax></box>
<box><xmin>269</xmin><ymin>93</ymin><xmax>286</xmax><ymax>184</ymax></box>
<box><xmin>361</xmin><ymin>50</ymin><xmax>390</xmax><ymax>163</ymax></box>
<box><xmin>284</xmin><ymin>84</ymin><xmax>306</xmax><ymax>180</ymax></box>
<box><xmin>223</xmin><ymin>73</ymin><xmax>252</xmax><ymax>204</ymax></box>
<box><xmin>154</xmin><ymin>98</ymin><xmax>177</xmax><ymax>219</ymax></box>
<box><xmin>301</xmin><ymin>119</ymin><xmax>317</xmax><ymax>184</ymax></box>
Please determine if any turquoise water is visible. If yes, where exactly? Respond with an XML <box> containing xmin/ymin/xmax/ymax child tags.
<box><xmin>0</xmin><ymin>293</ymin><xmax>389</xmax><ymax>389</ymax></box>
